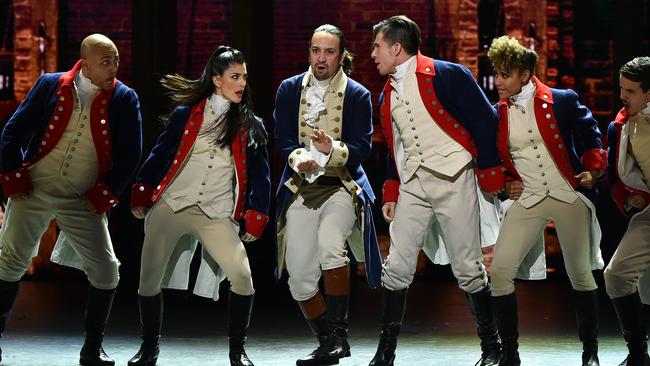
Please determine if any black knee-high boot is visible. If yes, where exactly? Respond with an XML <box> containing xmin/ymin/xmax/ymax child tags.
<box><xmin>228</xmin><ymin>291</ymin><xmax>254</xmax><ymax>366</ymax></box>
<box><xmin>612</xmin><ymin>292</ymin><xmax>650</xmax><ymax>366</ymax></box>
<box><xmin>296</xmin><ymin>291</ymin><xmax>338</xmax><ymax>366</ymax></box>
<box><xmin>369</xmin><ymin>287</ymin><xmax>408</xmax><ymax>366</ymax></box>
<box><xmin>128</xmin><ymin>294</ymin><xmax>163</xmax><ymax>366</ymax></box>
<box><xmin>574</xmin><ymin>289</ymin><xmax>600</xmax><ymax>366</ymax></box>
<box><xmin>324</xmin><ymin>294</ymin><xmax>351</xmax><ymax>360</ymax></box>
<box><xmin>492</xmin><ymin>293</ymin><xmax>520</xmax><ymax>366</ymax></box>
<box><xmin>467</xmin><ymin>286</ymin><xmax>502</xmax><ymax>366</ymax></box>
<box><xmin>79</xmin><ymin>285</ymin><xmax>116</xmax><ymax>366</ymax></box>
<box><xmin>0</xmin><ymin>279</ymin><xmax>19</xmax><ymax>363</ymax></box>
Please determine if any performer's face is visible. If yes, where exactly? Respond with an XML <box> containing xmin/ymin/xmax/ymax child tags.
<box><xmin>371</xmin><ymin>32</ymin><xmax>400</xmax><ymax>76</ymax></box>
<box><xmin>309</xmin><ymin>32</ymin><xmax>343</xmax><ymax>81</ymax></box>
<box><xmin>212</xmin><ymin>62</ymin><xmax>248</xmax><ymax>104</ymax></box>
<box><xmin>494</xmin><ymin>67</ymin><xmax>530</xmax><ymax>100</ymax></box>
<box><xmin>82</xmin><ymin>45</ymin><xmax>119</xmax><ymax>91</ymax></box>
<box><xmin>620</xmin><ymin>75</ymin><xmax>650</xmax><ymax>116</ymax></box>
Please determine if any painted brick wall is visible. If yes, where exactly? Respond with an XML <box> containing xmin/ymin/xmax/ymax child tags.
<box><xmin>176</xmin><ymin>0</ymin><xmax>231</xmax><ymax>78</ymax></box>
<box><xmin>62</xmin><ymin>0</ymin><xmax>133</xmax><ymax>85</ymax></box>
<box><xmin>273</xmin><ymin>0</ymin><xmax>435</xmax><ymax>110</ymax></box>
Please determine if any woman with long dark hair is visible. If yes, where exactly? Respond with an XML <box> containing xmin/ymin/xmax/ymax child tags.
<box><xmin>127</xmin><ymin>46</ymin><xmax>270</xmax><ymax>366</ymax></box>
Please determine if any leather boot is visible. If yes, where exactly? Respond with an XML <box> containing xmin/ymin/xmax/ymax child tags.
<box><xmin>324</xmin><ymin>294</ymin><xmax>351</xmax><ymax>360</ymax></box>
<box><xmin>574</xmin><ymin>289</ymin><xmax>600</xmax><ymax>366</ymax></box>
<box><xmin>467</xmin><ymin>286</ymin><xmax>502</xmax><ymax>366</ymax></box>
<box><xmin>296</xmin><ymin>292</ymin><xmax>338</xmax><ymax>366</ymax></box>
<box><xmin>369</xmin><ymin>287</ymin><xmax>407</xmax><ymax>366</ymax></box>
<box><xmin>228</xmin><ymin>291</ymin><xmax>255</xmax><ymax>366</ymax></box>
<box><xmin>492</xmin><ymin>293</ymin><xmax>520</xmax><ymax>366</ymax></box>
<box><xmin>79</xmin><ymin>285</ymin><xmax>116</xmax><ymax>366</ymax></box>
<box><xmin>0</xmin><ymin>279</ymin><xmax>19</xmax><ymax>363</ymax></box>
<box><xmin>128</xmin><ymin>293</ymin><xmax>163</xmax><ymax>366</ymax></box>
<box><xmin>612</xmin><ymin>292</ymin><xmax>650</xmax><ymax>366</ymax></box>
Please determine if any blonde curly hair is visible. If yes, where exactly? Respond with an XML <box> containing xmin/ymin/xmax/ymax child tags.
<box><xmin>487</xmin><ymin>35</ymin><xmax>538</xmax><ymax>75</ymax></box>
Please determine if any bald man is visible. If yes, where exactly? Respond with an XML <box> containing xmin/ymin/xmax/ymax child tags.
<box><xmin>0</xmin><ymin>34</ymin><xmax>142</xmax><ymax>365</ymax></box>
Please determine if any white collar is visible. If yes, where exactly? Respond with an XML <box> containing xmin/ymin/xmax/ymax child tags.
<box><xmin>74</xmin><ymin>71</ymin><xmax>99</xmax><ymax>105</ymax></box>
<box><xmin>509</xmin><ymin>79</ymin><xmax>535</xmax><ymax>113</ymax></box>
<box><xmin>640</xmin><ymin>102</ymin><xmax>650</xmax><ymax>116</ymax></box>
<box><xmin>208</xmin><ymin>93</ymin><xmax>231</xmax><ymax>117</ymax></box>
<box><xmin>391</xmin><ymin>55</ymin><xmax>416</xmax><ymax>84</ymax></box>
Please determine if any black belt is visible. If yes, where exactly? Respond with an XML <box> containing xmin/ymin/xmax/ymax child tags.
<box><xmin>313</xmin><ymin>176</ymin><xmax>344</xmax><ymax>186</ymax></box>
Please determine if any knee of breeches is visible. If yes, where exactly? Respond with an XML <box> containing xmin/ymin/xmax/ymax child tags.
<box><xmin>604</xmin><ymin>263</ymin><xmax>626</xmax><ymax>285</ymax></box>
<box><xmin>489</xmin><ymin>266</ymin><xmax>516</xmax><ymax>296</ymax></box>
<box><xmin>380</xmin><ymin>266</ymin><xmax>414</xmax><ymax>292</ymax></box>
<box><xmin>0</xmin><ymin>253</ymin><xmax>31</xmax><ymax>281</ymax></box>
<box><xmin>87</xmin><ymin>260</ymin><xmax>120</xmax><ymax>290</ymax></box>
<box><xmin>567</xmin><ymin>271</ymin><xmax>597</xmax><ymax>291</ymax></box>
<box><xmin>228</xmin><ymin>266</ymin><xmax>253</xmax><ymax>295</ymax></box>
<box><xmin>288</xmin><ymin>275</ymin><xmax>320</xmax><ymax>302</ymax></box>
<box><xmin>318</xmin><ymin>245</ymin><xmax>349</xmax><ymax>271</ymax></box>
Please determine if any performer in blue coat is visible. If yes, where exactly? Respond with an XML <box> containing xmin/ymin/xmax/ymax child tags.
<box><xmin>129</xmin><ymin>46</ymin><xmax>270</xmax><ymax>366</ymax></box>
<box><xmin>604</xmin><ymin>56</ymin><xmax>650</xmax><ymax>366</ymax></box>
<box><xmin>488</xmin><ymin>36</ymin><xmax>606</xmax><ymax>366</ymax></box>
<box><xmin>274</xmin><ymin>24</ymin><xmax>381</xmax><ymax>366</ymax></box>
<box><xmin>0</xmin><ymin>34</ymin><xmax>142</xmax><ymax>366</ymax></box>
<box><xmin>369</xmin><ymin>16</ymin><xmax>505</xmax><ymax>366</ymax></box>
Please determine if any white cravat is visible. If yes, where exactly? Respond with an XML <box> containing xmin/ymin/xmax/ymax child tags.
<box><xmin>304</xmin><ymin>76</ymin><xmax>330</xmax><ymax>127</ymax></box>
<box><xmin>509</xmin><ymin>80</ymin><xmax>535</xmax><ymax>114</ymax></box>
<box><xmin>74</xmin><ymin>71</ymin><xmax>100</xmax><ymax>108</ymax></box>
<box><xmin>203</xmin><ymin>93</ymin><xmax>231</xmax><ymax>133</ymax></box>
<box><xmin>390</xmin><ymin>56</ymin><xmax>416</xmax><ymax>98</ymax></box>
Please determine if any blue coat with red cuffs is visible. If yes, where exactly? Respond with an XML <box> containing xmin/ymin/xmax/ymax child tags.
<box><xmin>0</xmin><ymin>60</ymin><xmax>142</xmax><ymax>214</ymax></box>
<box><xmin>607</xmin><ymin>107</ymin><xmax>650</xmax><ymax>215</ymax></box>
<box><xmin>379</xmin><ymin>52</ymin><xmax>505</xmax><ymax>205</ymax></box>
<box><xmin>130</xmin><ymin>99</ymin><xmax>271</xmax><ymax>239</ymax></box>
<box><xmin>495</xmin><ymin>76</ymin><xmax>607</xmax><ymax>202</ymax></box>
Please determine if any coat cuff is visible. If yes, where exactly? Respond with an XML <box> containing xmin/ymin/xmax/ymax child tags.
<box><xmin>131</xmin><ymin>183</ymin><xmax>155</xmax><ymax>208</ymax></box>
<box><xmin>244</xmin><ymin>209</ymin><xmax>269</xmax><ymax>239</ymax></box>
<box><xmin>288</xmin><ymin>148</ymin><xmax>310</xmax><ymax>173</ymax></box>
<box><xmin>382</xmin><ymin>179</ymin><xmax>400</xmax><ymax>205</ymax></box>
<box><xmin>476</xmin><ymin>165</ymin><xmax>506</xmax><ymax>192</ymax></box>
<box><xmin>1</xmin><ymin>167</ymin><xmax>32</xmax><ymax>197</ymax></box>
<box><xmin>610</xmin><ymin>182</ymin><xmax>650</xmax><ymax>215</ymax></box>
<box><xmin>85</xmin><ymin>182</ymin><xmax>119</xmax><ymax>214</ymax></box>
<box><xmin>581</xmin><ymin>148</ymin><xmax>607</xmax><ymax>172</ymax></box>
<box><xmin>326</xmin><ymin>140</ymin><xmax>349</xmax><ymax>168</ymax></box>
<box><xmin>611</xmin><ymin>182</ymin><xmax>629</xmax><ymax>214</ymax></box>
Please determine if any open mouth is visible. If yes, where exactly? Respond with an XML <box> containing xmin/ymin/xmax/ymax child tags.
<box><xmin>235</xmin><ymin>91</ymin><xmax>243</xmax><ymax>97</ymax></box>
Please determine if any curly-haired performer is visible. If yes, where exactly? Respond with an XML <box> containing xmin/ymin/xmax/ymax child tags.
<box><xmin>487</xmin><ymin>35</ymin><xmax>607</xmax><ymax>366</ymax></box>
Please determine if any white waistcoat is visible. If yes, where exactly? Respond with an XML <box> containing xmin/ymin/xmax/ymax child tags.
<box><xmin>29</xmin><ymin>73</ymin><xmax>99</xmax><ymax>196</ymax></box>
<box><xmin>163</xmin><ymin>96</ymin><xmax>234</xmax><ymax>219</ymax></box>
<box><xmin>508</xmin><ymin>93</ymin><xmax>577</xmax><ymax>208</ymax></box>
<box><xmin>391</xmin><ymin>59</ymin><xmax>471</xmax><ymax>182</ymax></box>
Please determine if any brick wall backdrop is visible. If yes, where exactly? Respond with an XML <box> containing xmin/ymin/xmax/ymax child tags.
<box><xmin>62</xmin><ymin>0</ymin><xmax>133</xmax><ymax>85</ymax></box>
<box><xmin>273</xmin><ymin>0</ymin><xmax>435</xmax><ymax>110</ymax></box>
<box><xmin>13</xmin><ymin>0</ymin><xmax>58</xmax><ymax>101</ymax></box>
<box><xmin>176</xmin><ymin>0</ymin><xmax>231</xmax><ymax>79</ymax></box>
<box><xmin>62</xmin><ymin>0</ymin><xmax>232</xmax><ymax>85</ymax></box>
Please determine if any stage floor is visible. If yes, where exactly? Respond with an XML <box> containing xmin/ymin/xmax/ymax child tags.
<box><xmin>0</xmin><ymin>275</ymin><xmax>632</xmax><ymax>366</ymax></box>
